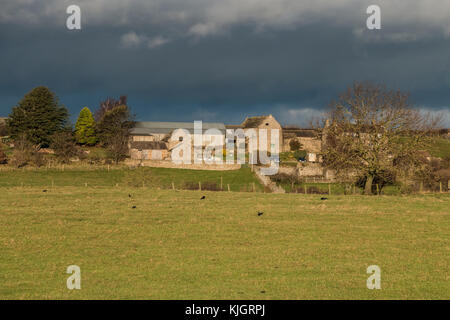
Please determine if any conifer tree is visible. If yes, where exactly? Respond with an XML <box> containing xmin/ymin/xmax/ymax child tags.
<box><xmin>8</xmin><ymin>86</ymin><xmax>68</xmax><ymax>146</ymax></box>
<box><xmin>75</xmin><ymin>107</ymin><xmax>98</xmax><ymax>145</ymax></box>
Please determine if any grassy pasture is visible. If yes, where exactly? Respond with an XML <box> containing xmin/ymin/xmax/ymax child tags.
<box><xmin>0</xmin><ymin>166</ymin><xmax>263</xmax><ymax>192</ymax></box>
<box><xmin>0</xmin><ymin>185</ymin><xmax>448</xmax><ymax>299</ymax></box>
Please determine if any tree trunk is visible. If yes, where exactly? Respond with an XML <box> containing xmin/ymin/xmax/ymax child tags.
<box><xmin>364</xmin><ymin>175</ymin><xmax>374</xmax><ymax>195</ymax></box>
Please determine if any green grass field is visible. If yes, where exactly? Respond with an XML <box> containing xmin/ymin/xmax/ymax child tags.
<box><xmin>0</xmin><ymin>183</ymin><xmax>448</xmax><ymax>299</ymax></box>
<box><xmin>0</xmin><ymin>166</ymin><xmax>263</xmax><ymax>192</ymax></box>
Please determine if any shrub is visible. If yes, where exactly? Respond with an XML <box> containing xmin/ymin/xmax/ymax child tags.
<box><xmin>0</xmin><ymin>122</ymin><xmax>8</xmax><ymax>137</ymax></box>
<box><xmin>289</xmin><ymin>139</ymin><xmax>302</xmax><ymax>151</ymax></box>
<box><xmin>51</xmin><ymin>131</ymin><xmax>80</xmax><ymax>164</ymax></box>
<box><xmin>293</xmin><ymin>150</ymin><xmax>307</xmax><ymax>160</ymax></box>
<box><xmin>182</xmin><ymin>181</ymin><xmax>220</xmax><ymax>191</ymax></box>
<box><xmin>183</xmin><ymin>182</ymin><xmax>199</xmax><ymax>190</ymax></box>
<box><xmin>271</xmin><ymin>172</ymin><xmax>300</xmax><ymax>184</ymax></box>
<box><xmin>0</xmin><ymin>144</ymin><xmax>7</xmax><ymax>164</ymax></box>
<box><xmin>202</xmin><ymin>182</ymin><xmax>220</xmax><ymax>191</ymax></box>
<box><xmin>10</xmin><ymin>134</ymin><xmax>45</xmax><ymax>167</ymax></box>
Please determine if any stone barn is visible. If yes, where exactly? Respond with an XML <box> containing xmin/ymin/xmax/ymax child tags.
<box><xmin>226</xmin><ymin>115</ymin><xmax>283</xmax><ymax>155</ymax></box>
<box><xmin>129</xmin><ymin>141</ymin><xmax>169</xmax><ymax>160</ymax></box>
<box><xmin>129</xmin><ymin>121</ymin><xmax>226</xmax><ymax>161</ymax></box>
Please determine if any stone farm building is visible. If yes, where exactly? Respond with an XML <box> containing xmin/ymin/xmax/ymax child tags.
<box><xmin>129</xmin><ymin>115</ymin><xmax>323</xmax><ymax>164</ymax></box>
<box><xmin>130</xmin><ymin>121</ymin><xmax>226</xmax><ymax>161</ymax></box>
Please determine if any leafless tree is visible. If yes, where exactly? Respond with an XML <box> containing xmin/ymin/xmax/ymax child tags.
<box><xmin>95</xmin><ymin>95</ymin><xmax>127</xmax><ymax>122</ymax></box>
<box><xmin>320</xmin><ymin>82</ymin><xmax>440</xmax><ymax>194</ymax></box>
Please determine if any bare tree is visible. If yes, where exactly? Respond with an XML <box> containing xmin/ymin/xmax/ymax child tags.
<box><xmin>97</xmin><ymin>105</ymin><xmax>134</xmax><ymax>164</ymax></box>
<box><xmin>0</xmin><ymin>143</ymin><xmax>7</xmax><ymax>164</ymax></box>
<box><xmin>11</xmin><ymin>133</ymin><xmax>45</xmax><ymax>167</ymax></box>
<box><xmin>95</xmin><ymin>96</ymin><xmax>127</xmax><ymax>122</ymax></box>
<box><xmin>50</xmin><ymin>131</ymin><xmax>80</xmax><ymax>164</ymax></box>
<box><xmin>321</xmin><ymin>82</ymin><xmax>439</xmax><ymax>194</ymax></box>
<box><xmin>105</xmin><ymin>132</ymin><xmax>130</xmax><ymax>164</ymax></box>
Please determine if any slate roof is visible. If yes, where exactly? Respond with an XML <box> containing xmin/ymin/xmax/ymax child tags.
<box><xmin>131</xmin><ymin>121</ymin><xmax>226</xmax><ymax>135</ymax></box>
<box><xmin>241</xmin><ymin>116</ymin><xmax>268</xmax><ymax>128</ymax></box>
<box><xmin>130</xmin><ymin>141</ymin><xmax>168</xmax><ymax>150</ymax></box>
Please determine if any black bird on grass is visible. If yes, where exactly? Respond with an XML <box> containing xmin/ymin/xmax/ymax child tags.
<box><xmin>128</xmin><ymin>194</ymin><xmax>132</xmax><ymax>198</ymax></box>
<box><xmin>42</xmin><ymin>190</ymin><xmax>47</xmax><ymax>192</ymax></box>
<box><xmin>321</xmin><ymin>197</ymin><xmax>328</xmax><ymax>200</ymax></box>
<box><xmin>257</xmin><ymin>212</ymin><xmax>264</xmax><ymax>216</ymax></box>
<box><xmin>132</xmin><ymin>206</ymin><xmax>136</xmax><ymax>209</ymax></box>
<box><xmin>200</xmin><ymin>196</ymin><xmax>206</xmax><ymax>200</ymax></box>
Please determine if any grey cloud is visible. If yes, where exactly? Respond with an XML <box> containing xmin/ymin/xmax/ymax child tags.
<box><xmin>0</xmin><ymin>0</ymin><xmax>449</xmax><ymax>127</ymax></box>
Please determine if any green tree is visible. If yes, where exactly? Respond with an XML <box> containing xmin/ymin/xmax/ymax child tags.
<box><xmin>7</xmin><ymin>86</ymin><xmax>68</xmax><ymax>147</ymax></box>
<box><xmin>75</xmin><ymin>107</ymin><xmax>98</xmax><ymax>145</ymax></box>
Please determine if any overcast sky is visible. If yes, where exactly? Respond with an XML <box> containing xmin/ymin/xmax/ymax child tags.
<box><xmin>1</xmin><ymin>0</ymin><xmax>449</xmax><ymax>126</ymax></box>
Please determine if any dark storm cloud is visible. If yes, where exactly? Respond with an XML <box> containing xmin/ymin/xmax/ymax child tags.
<box><xmin>0</xmin><ymin>0</ymin><xmax>449</xmax><ymax>126</ymax></box>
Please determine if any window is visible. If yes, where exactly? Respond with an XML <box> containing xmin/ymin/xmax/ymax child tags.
<box><xmin>179</xmin><ymin>137</ymin><xmax>183</xmax><ymax>142</ymax></box>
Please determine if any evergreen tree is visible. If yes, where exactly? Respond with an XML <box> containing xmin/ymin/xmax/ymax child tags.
<box><xmin>75</xmin><ymin>107</ymin><xmax>98</xmax><ymax>145</ymax></box>
<box><xmin>7</xmin><ymin>86</ymin><xmax>68</xmax><ymax>146</ymax></box>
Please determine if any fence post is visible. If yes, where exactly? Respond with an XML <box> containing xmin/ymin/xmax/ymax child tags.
<box><xmin>172</xmin><ymin>182</ymin><xmax>175</xmax><ymax>190</ymax></box>
<box><xmin>376</xmin><ymin>184</ymin><xmax>379</xmax><ymax>195</ymax></box>
<box><xmin>227</xmin><ymin>184</ymin><xmax>230</xmax><ymax>192</ymax></box>
<box><xmin>199</xmin><ymin>181</ymin><xmax>201</xmax><ymax>191</ymax></box>
<box><xmin>85</xmin><ymin>182</ymin><xmax>87</xmax><ymax>187</ymax></box>
<box><xmin>439</xmin><ymin>181</ymin><xmax>442</xmax><ymax>193</ymax></box>
<box><xmin>304</xmin><ymin>185</ymin><xmax>307</xmax><ymax>194</ymax></box>
<box><xmin>220</xmin><ymin>177</ymin><xmax>223</xmax><ymax>190</ymax></box>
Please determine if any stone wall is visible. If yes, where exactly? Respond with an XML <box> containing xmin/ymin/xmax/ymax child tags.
<box><xmin>297</xmin><ymin>163</ymin><xmax>324</xmax><ymax>177</ymax></box>
<box><xmin>284</xmin><ymin>137</ymin><xmax>322</xmax><ymax>153</ymax></box>
<box><xmin>130</xmin><ymin>149</ymin><xmax>170</xmax><ymax>160</ymax></box>
<box><xmin>125</xmin><ymin>159</ymin><xmax>241</xmax><ymax>171</ymax></box>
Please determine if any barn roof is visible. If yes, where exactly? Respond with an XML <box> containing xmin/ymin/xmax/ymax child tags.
<box><xmin>130</xmin><ymin>141</ymin><xmax>168</xmax><ymax>150</ymax></box>
<box><xmin>241</xmin><ymin>116</ymin><xmax>268</xmax><ymax>128</ymax></box>
<box><xmin>283</xmin><ymin>128</ymin><xmax>318</xmax><ymax>138</ymax></box>
<box><xmin>131</xmin><ymin>121</ymin><xmax>226</xmax><ymax>135</ymax></box>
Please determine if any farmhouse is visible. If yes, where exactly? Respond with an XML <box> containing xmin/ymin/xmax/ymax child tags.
<box><xmin>128</xmin><ymin>115</ymin><xmax>329</xmax><ymax>164</ymax></box>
